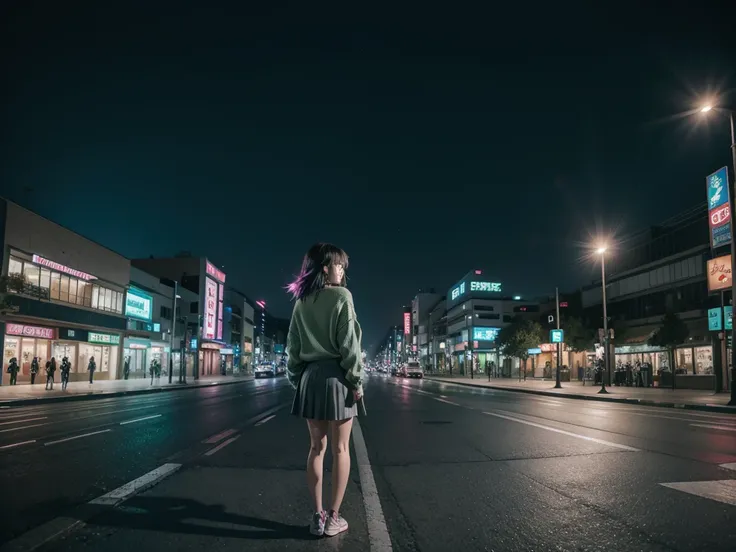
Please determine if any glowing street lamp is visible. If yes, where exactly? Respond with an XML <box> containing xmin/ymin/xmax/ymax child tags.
<box><xmin>596</xmin><ymin>244</ymin><xmax>610</xmax><ymax>394</ymax></box>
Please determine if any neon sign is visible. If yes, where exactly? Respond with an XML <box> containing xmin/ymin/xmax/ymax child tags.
<box><xmin>204</xmin><ymin>277</ymin><xmax>218</xmax><ymax>339</ymax></box>
<box><xmin>451</xmin><ymin>282</ymin><xmax>466</xmax><ymax>300</ymax></box>
<box><xmin>472</xmin><ymin>327</ymin><xmax>500</xmax><ymax>341</ymax></box>
<box><xmin>470</xmin><ymin>281</ymin><xmax>502</xmax><ymax>292</ymax></box>
<box><xmin>206</xmin><ymin>260</ymin><xmax>226</xmax><ymax>283</ymax></box>
<box><xmin>32</xmin><ymin>255</ymin><xmax>96</xmax><ymax>281</ymax></box>
<box><xmin>404</xmin><ymin>312</ymin><xmax>411</xmax><ymax>335</ymax></box>
<box><xmin>6</xmin><ymin>323</ymin><xmax>55</xmax><ymax>339</ymax></box>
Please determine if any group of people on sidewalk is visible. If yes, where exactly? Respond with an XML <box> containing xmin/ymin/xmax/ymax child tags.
<box><xmin>5</xmin><ymin>356</ymin><xmax>97</xmax><ymax>390</ymax></box>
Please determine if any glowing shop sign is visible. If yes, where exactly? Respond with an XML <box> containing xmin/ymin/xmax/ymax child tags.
<box><xmin>404</xmin><ymin>312</ymin><xmax>411</xmax><ymax>335</ymax></box>
<box><xmin>472</xmin><ymin>327</ymin><xmax>500</xmax><ymax>341</ymax></box>
<box><xmin>88</xmin><ymin>332</ymin><xmax>120</xmax><ymax>345</ymax></box>
<box><xmin>451</xmin><ymin>282</ymin><xmax>466</xmax><ymax>300</ymax></box>
<box><xmin>32</xmin><ymin>255</ymin><xmax>97</xmax><ymax>281</ymax></box>
<box><xmin>470</xmin><ymin>281</ymin><xmax>502</xmax><ymax>293</ymax></box>
<box><xmin>125</xmin><ymin>287</ymin><xmax>153</xmax><ymax>322</ymax></box>
<box><xmin>6</xmin><ymin>323</ymin><xmax>55</xmax><ymax>339</ymax></box>
<box><xmin>206</xmin><ymin>261</ymin><xmax>226</xmax><ymax>283</ymax></box>
<box><xmin>204</xmin><ymin>277</ymin><xmax>218</xmax><ymax>340</ymax></box>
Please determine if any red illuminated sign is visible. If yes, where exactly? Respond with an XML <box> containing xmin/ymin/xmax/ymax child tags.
<box><xmin>6</xmin><ymin>323</ymin><xmax>56</xmax><ymax>339</ymax></box>
<box><xmin>710</xmin><ymin>204</ymin><xmax>730</xmax><ymax>227</ymax></box>
<box><xmin>206</xmin><ymin>261</ymin><xmax>226</xmax><ymax>283</ymax></box>
<box><xmin>403</xmin><ymin>312</ymin><xmax>411</xmax><ymax>335</ymax></box>
<box><xmin>560</xmin><ymin>302</ymin><xmax>568</xmax><ymax>308</ymax></box>
<box><xmin>32</xmin><ymin>255</ymin><xmax>96</xmax><ymax>281</ymax></box>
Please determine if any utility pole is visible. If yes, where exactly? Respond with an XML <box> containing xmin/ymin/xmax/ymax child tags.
<box><xmin>169</xmin><ymin>281</ymin><xmax>178</xmax><ymax>384</ymax></box>
<box><xmin>554</xmin><ymin>287</ymin><xmax>562</xmax><ymax>388</ymax></box>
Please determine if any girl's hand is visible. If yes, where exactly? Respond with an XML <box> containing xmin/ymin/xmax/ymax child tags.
<box><xmin>353</xmin><ymin>389</ymin><xmax>363</xmax><ymax>401</ymax></box>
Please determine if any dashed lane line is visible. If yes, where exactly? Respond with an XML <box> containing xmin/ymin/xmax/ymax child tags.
<box><xmin>44</xmin><ymin>429</ymin><xmax>112</xmax><ymax>446</ymax></box>
<box><xmin>660</xmin><ymin>480</ymin><xmax>736</xmax><ymax>507</ymax></box>
<box><xmin>204</xmin><ymin>435</ymin><xmax>240</xmax><ymax>457</ymax></box>
<box><xmin>434</xmin><ymin>398</ymin><xmax>460</xmax><ymax>406</ymax></box>
<box><xmin>0</xmin><ymin>440</ymin><xmax>36</xmax><ymax>450</ymax></box>
<box><xmin>254</xmin><ymin>414</ymin><xmax>276</xmax><ymax>426</ymax></box>
<box><xmin>0</xmin><ymin>416</ymin><xmax>47</xmax><ymax>426</ymax></box>
<box><xmin>690</xmin><ymin>423</ymin><xmax>736</xmax><ymax>432</ymax></box>
<box><xmin>203</xmin><ymin>428</ymin><xmax>237</xmax><ymax>444</ymax></box>
<box><xmin>89</xmin><ymin>463</ymin><xmax>182</xmax><ymax>506</ymax></box>
<box><xmin>119</xmin><ymin>414</ymin><xmax>162</xmax><ymax>425</ymax></box>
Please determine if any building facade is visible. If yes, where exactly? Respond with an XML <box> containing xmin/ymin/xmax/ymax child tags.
<box><xmin>1</xmin><ymin>200</ymin><xmax>129</xmax><ymax>384</ymax></box>
<box><xmin>131</xmin><ymin>256</ymin><xmax>229</xmax><ymax>379</ymax></box>
<box><xmin>581</xmin><ymin>208</ymin><xmax>724</xmax><ymax>390</ymax></box>
<box><xmin>445</xmin><ymin>269</ymin><xmax>539</xmax><ymax>377</ymax></box>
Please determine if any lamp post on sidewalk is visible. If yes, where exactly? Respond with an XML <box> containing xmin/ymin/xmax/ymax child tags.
<box><xmin>700</xmin><ymin>103</ymin><xmax>736</xmax><ymax>406</ymax></box>
<box><xmin>597</xmin><ymin>245</ymin><xmax>610</xmax><ymax>394</ymax></box>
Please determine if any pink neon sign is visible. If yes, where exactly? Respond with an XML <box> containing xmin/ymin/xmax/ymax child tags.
<box><xmin>32</xmin><ymin>255</ymin><xmax>97</xmax><ymax>281</ymax></box>
<box><xmin>206</xmin><ymin>261</ymin><xmax>226</xmax><ymax>283</ymax></box>
<box><xmin>403</xmin><ymin>312</ymin><xmax>411</xmax><ymax>335</ymax></box>
<box><xmin>6</xmin><ymin>323</ymin><xmax>56</xmax><ymax>339</ymax></box>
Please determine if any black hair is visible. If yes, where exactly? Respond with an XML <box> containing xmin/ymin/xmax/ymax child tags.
<box><xmin>286</xmin><ymin>243</ymin><xmax>349</xmax><ymax>301</ymax></box>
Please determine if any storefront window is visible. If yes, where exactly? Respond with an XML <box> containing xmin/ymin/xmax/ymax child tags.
<box><xmin>6</xmin><ymin>254</ymin><xmax>122</xmax><ymax>315</ymax></box>
<box><xmin>60</xmin><ymin>275</ymin><xmax>69</xmax><ymax>302</ymax></box>
<box><xmin>24</xmin><ymin>263</ymin><xmax>40</xmax><ymax>286</ymax></box>
<box><xmin>3</xmin><ymin>337</ymin><xmax>20</xmax><ymax>383</ymax></box>
<box><xmin>40</xmin><ymin>268</ymin><xmax>51</xmax><ymax>292</ymax></box>
<box><xmin>8</xmin><ymin>257</ymin><xmax>22</xmax><ymax>276</ymax></box>
<box><xmin>52</xmin><ymin>342</ymin><xmax>78</xmax><ymax>371</ymax></box>
<box><xmin>676</xmin><ymin>348</ymin><xmax>693</xmax><ymax>374</ymax></box>
<box><xmin>50</xmin><ymin>272</ymin><xmax>61</xmax><ymax>299</ymax></box>
<box><xmin>694</xmin><ymin>346</ymin><xmax>714</xmax><ymax>375</ymax></box>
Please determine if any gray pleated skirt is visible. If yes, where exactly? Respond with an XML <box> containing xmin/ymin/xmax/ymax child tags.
<box><xmin>291</xmin><ymin>359</ymin><xmax>367</xmax><ymax>420</ymax></box>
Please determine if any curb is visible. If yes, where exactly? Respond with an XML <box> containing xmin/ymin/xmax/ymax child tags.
<box><xmin>426</xmin><ymin>377</ymin><xmax>736</xmax><ymax>414</ymax></box>
<box><xmin>0</xmin><ymin>377</ymin><xmax>254</xmax><ymax>407</ymax></box>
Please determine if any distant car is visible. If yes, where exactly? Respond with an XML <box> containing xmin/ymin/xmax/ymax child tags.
<box><xmin>255</xmin><ymin>362</ymin><xmax>275</xmax><ymax>378</ymax></box>
<box><xmin>404</xmin><ymin>361</ymin><xmax>423</xmax><ymax>379</ymax></box>
<box><xmin>275</xmin><ymin>364</ymin><xmax>286</xmax><ymax>376</ymax></box>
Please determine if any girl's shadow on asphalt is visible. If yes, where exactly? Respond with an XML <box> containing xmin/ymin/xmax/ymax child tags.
<box><xmin>91</xmin><ymin>496</ymin><xmax>317</xmax><ymax>541</ymax></box>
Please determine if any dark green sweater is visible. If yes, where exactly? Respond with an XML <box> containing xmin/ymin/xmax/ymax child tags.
<box><xmin>286</xmin><ymin>286</ymin><xmax>364</xmax><ymax>395</ymax></box>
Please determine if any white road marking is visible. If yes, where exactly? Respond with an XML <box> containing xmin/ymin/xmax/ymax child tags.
<box><xmin>254</xmin><ymin>414</ymin><xmax>276</xmax><ymax>426</ymax></box>
<box><xmin>203</xmin><ymin>428</ymin><xmax>237</xmax><ymax>444</ymax></box>
<box><xmin>0</xmin><ymin>416</ymin><xmax>47</xmax><ymax>426</ymax></box>
<box><xmin>0</xmin><ymin>422</ymin><xmax>49</xmax><ymax>433</ymax></box>
<box><xmin>204</xmin><ymin>435</ymin><xmax>239</xmax><ymax>456</ymax></box>
<box><xmin>44</xmin><ymin>429</ymin><xmax>112</xmax><ymax>446</ymax></box>
<box><xmin>691</xmin><ymin>424</ymin><xmax>736</xmax><ymax>432</ymax></box>
<box><xmin>434</xmin><ymin>398</ymin><xmax>460</xmax><ymax>406</ymax></box>
<box><xmin>482</xmin><ymin>411</ymin><xmax>640</xmax><ymax>452</ymax></box>
<box><xmin>119</xmin><ymin>414</ymin><xmax>162</xmax><ymax>425</ymax></box>
<box><xmin>660</xmin><ymin>480</ymin><xmax>736</xmax><ymax>507</ymax></box>
<box><xmin>720</xmin><ymin>463</ymin><xmax>736</xmax><ymax>472</ymax></box>
<box><xmin>0</xmin><ymin>440</ymin><xmax>36</xmax><ymax>450</ymax></box>
<box><xmin>353</xmin><ymin>419</ymin><xmax>392</xmax><ymax>551</ymax></box>
<box><xmin>89</xmin><ymin>463</ymin><xmax>182</xmax><ymax>506</ymax></box>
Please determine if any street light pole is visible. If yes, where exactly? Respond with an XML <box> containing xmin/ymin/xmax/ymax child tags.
<box><xmin>554</xmin><ymin>286</ymin><xmax>562</xmax><ymax>388</ymax></box>
<box><xmin>599</xmin><ymin>249</ymin><xmax>610</xmax><ymax>394</ymax></box>
<box><xmin>169</xmin><ymin>281</ymin><xmax>178</xmax><ymax>384</ymax></box>
<box><xmin>728</xmin><ymin>110</ymin><xmax>736</xmax><ymax>405</ymax></box>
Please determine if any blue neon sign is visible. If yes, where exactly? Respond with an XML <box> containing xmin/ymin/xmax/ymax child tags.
<box><xmin>451</xmin><ymin>281</ymin><xmax>466</xmax><ymax>300</ymax></box>
<box><xmin>473</xmin><ymin>327</ymin><xmax>500</xmax><ymax>341</ymax></box>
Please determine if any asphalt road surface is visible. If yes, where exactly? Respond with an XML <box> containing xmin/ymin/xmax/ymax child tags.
<box><xmin>1</xmin><ymin>374</ymin><xmax>735</xmax><ymax>552</ymax></box>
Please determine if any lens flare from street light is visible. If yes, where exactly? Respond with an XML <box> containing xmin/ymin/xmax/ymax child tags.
<box><xmin>700</xmin><ymin>105</ymin><xmax>713</xmax><ymax>113</ymax></box>
<box><xmin>596</xmin><ymin>246</ymin><xmax>607</xmax><ymax>254</ymax></box>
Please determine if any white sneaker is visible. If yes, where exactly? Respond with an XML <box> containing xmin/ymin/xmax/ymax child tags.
<box><xmin>309</xmin><ymin>510</ymin><xmax>326</xmax><ymax>536</ymax></box>
<box><xmin>324</xmin><ymin>510</ymin><xmax>348</xmax><ymax>537</ymax></box>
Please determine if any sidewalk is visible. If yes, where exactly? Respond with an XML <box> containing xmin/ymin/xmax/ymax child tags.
<box><xmin>425</xmin><ymin>375</ymin><xmax>736</xmax><ymax>413</ymax></box>
<box><xmin>0</xmin><ymin>374</ymin><xmax>253</xmax><ymax>406</ymax></box>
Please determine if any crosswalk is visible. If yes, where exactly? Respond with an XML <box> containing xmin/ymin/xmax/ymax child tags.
<box><xmin>660</xmin><ymin>464</ymin><xmax>736</xmax><ymax>507</ymax></box>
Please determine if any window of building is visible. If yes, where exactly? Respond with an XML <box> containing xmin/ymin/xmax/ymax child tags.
<box><xmin>8</xmin><ymin>257</ymin><xmax>22</xmax><ymax>276</ymax></box>
<box><xmin>24</xmin><ymin>263</ymin><xmax>40</xmax><ymax>286</ymax></box>
<box><xmin>60</xmin><ymin>275</ymin><xmax>69</xmax><ymax>302</ymax></box>
<box><xmin>161</xmin><ymin>306</ymin><xmax>172</xmax><ymax>319</ymax></box>
<box><xmin>190</xmin><ymin>302</ymin><xmax>198</xmax><ymax>314</ymax></box>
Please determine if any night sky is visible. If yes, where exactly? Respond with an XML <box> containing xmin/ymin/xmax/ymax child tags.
<box><xmin>2</xmin><ymin>2</ymin><xmax>735</xmax><ymax>350</ymax></box>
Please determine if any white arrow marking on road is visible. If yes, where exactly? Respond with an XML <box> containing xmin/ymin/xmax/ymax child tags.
<box><xmin>254</xmin><ymin>414</ymin><xmax>276</xmax><ymax>426</ymax></box>
<box><xmin>482</xmin><ymin>411</ymin><xmax>640</xmax><ymax>451</ymax></box>
<box><xmin>690</xmin><ymin>423</ymin><xmax>736</xmax><ymax>432</ymax></box>
<box><xmin>44</xmin><ymin>429</ymin><xmax>111</xmax><ymax>446</ymax></box>
<box><xmin>90</xmin><ymin>463</ymin><xmax>182</xmax><ymax>506</ymax></box>
<box><xmin>721</xmin><ymin>463</ymin><xmax>736</xmax><ymax>472</ymax></box>
<box><xmin>119</xmin><ymin>414</ymin><xmax>162</xmax><ymax>425</ymax></box>
<box><xmin>0</xmin><ymin>416</ymin><xmax>47</xmax><ymax>426</ymax></box>
<box><xmin>204</xmin><ymin>435</ymin><xmax>239</xmax><ymax>456</ymax></box>
<box><xmin>660</xmin><ymin>480</ymin><xmax>736</xmax><ymax>507</ymax></box>
<box><xmin>0</xmin><ymin>439</ymin><xmax>36</xmax><ymax>450</ymax></box>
